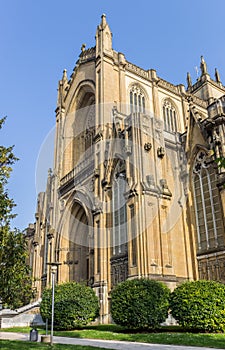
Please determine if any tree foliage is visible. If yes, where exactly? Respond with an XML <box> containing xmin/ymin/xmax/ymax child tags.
<box><xmin>216</xmin><ymin>156</ymin><xmax>225</xmax><ymax>170</ymax></box>
<box><xmin>0</xmin><ymin>117</ymin><xmax>33</xmax><ymax>309</ymax></box>
<box><xmin>40</xmin><ymin>282</ymin><xmax>100</xmax><ymax>330</ymax></box>
<box><xmin>111</xmin><ymin>278</ymin><xmax>170</xmax><ymax>329</ymax></box>
<box><xmin>0</xmin><ymin>117</ymin><xmax>18</xmax><ymax>225</ymax></box>
<box><xmin>170</xmin><ymin>280</ymin><xmax>225</xmax><ymax>332</ymax></box>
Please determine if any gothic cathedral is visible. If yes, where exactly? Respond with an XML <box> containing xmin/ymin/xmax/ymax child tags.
<box><xmin>26</xmin><ymin>15</ymin><xmax>225</xmax><ymax>323</ymax></box>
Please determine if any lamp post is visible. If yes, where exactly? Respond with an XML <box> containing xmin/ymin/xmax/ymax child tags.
<box><xmin>50</xmin><ymin>265</ymin><xmax>57</xmax><ymax>346</ymax></box>
<box><xmin>47</xmin><ymin>262</ymin><xmax>61</xmax><ymax>346</ymax></box>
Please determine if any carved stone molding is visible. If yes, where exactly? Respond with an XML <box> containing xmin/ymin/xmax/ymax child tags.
<box><xmin>92</xmin><ymin>196</ymin><xmax>103</xmax><ymax>215</ymax></box>
<box><xmin>157</xmin><ymin>147</ymin><xmax>165</xmax><ymax>158</ymax></box>
<box><xmin>160</xmin><ymin>179</ymin><xmax>172</xmax><ymax>198</ymax></box>
<box><xmin>93</xmin><ymin>132</ymin><xmax>103</xmax><ymax>143</ymax></box>
<box><xmin>126</xmin><ymin>61</ymin><xmax>149</xmax><ymax>79</ymax></box>
<box><xmin>144</xmin><ymin>142</ymin><xmax>152</xmax><ymax>152</ymax></box>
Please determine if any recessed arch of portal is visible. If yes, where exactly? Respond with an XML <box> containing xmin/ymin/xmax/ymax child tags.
<box><xmin>67</xmin><ymin>80</ymin><xmax>96</xmax><ymax>115</ymax></box>
<box><xmin>62</xmin><ymin>80</ymin><xmax>96</xmax><ymax>172</ymax></box>
<box><xmin>56</xmin><ymin>195</ymin><xmax>93</xmax><ymax>283</ymax></box>
<box><xmin>57</xmin><ymin>190</ymin><xmax>94</xmax><ymax>244</ymax></box>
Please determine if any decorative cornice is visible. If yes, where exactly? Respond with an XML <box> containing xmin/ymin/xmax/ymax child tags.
<box><xmin>126</xmin><ymin>61</ymin><xmax>149</xmax><ymax>79</ymax></box>
<box><xmin>157</xmin><ymin>78</ymin><xmax>180</xmax><ymax>95</ymax></box>
<box><xmin>125</xmin><ymin>59</ymin><xmax>210</xmax><ymax>107</ymax></box>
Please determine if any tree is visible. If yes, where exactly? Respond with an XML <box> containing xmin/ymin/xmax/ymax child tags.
<box><xmin>216</xmin><ymin>156</ymin><xmax>225</xmax><ymax>171</ymax></box>
<box><xmin>40</xmin><ymin>282</ymin><xmax>100</xmax><ymax>330</ymax></box>
<box><xmin>0</xmin><ymin>117</ymin><xmax>17</xmax><ymax>224</ymax></box>
<box><xmin>170</xmin><ymin>280</ymin><xmax>225</xmax><ymax>332</ymax></box>
<box><xmin>0</xmin><ymin>117</ymin><xmax>33</xmax><ymax>309</ymax></box>
<box><xmin>111</xmin><ymin>278</ymin><xmax>170</xmax><ymax>329</ymax></box>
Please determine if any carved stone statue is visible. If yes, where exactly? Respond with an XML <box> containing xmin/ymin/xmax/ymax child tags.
<box><xmin>200</xmin><ymin>56</ymin><xmax>207</xmax><ymax>75</ymax></box>
<box><xmin>81</xmin><ymin>43</ymin><xmax>86</xmax><ymax>53</ymax></box>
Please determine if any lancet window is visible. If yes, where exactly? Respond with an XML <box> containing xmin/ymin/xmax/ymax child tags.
<box><xmin>84</xmin><ymin>104</ymin><xmax>95</xmax><ymax>156</ymax></box>
<box><xmin>112</xmin><ymin>173</ymin><xmax>128</xmax><ymax>255</ymax></box>
<box><xmin>130</xmin><ymin>85</ymin><xmax>145</xmax><ymax>114</ymax></box>
<box><xmin>162</xmin><ymin>99</ymin><xmax>177</xmax><ymax>132</ymax></box>
<box><xmin>192</xmin><ymin>150</ymin><xmax>224</xmax><ymax>252</ymax></box>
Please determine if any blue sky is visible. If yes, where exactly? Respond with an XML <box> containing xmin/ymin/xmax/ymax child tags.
<box><xmin>1</xmin><ymin>0</ymin><xmax>225</xmax><ymax>229</ymax></box>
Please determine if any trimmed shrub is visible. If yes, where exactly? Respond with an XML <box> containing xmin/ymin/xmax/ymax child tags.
<box><xmin>40</xmin><ymin>282</ymin><xmax>99</xmax><ymax>330</ymax></box>
<box><xmin>170</xmin><ymin>280</ymin><xmax>225</xmax><ymax>332</ymax></box>
<box><xmin>111</xmin><ymin>278</ymin><xmax>170</xmax><ymax>329</ymax></box>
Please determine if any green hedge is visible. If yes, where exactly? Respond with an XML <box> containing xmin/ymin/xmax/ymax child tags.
<box><xmin>40</xmin><ymin>282</ymin><xmax>99</xmax><ymax>330</ymax></box>
<box><xmin>170</xmin><ymin>280</ymin><xmax>225</xmax><ymax>332</ymax></box>
<box><xmin>111</xmin><ymin>278</ymin><xmax>170</xmax><ymax>329</ymax></box>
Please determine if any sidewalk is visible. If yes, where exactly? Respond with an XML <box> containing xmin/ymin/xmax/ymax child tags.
<box><xmin>0</xmin><ymin>332</ymin><xmax>222</xmax><ymax>350</ymax></box>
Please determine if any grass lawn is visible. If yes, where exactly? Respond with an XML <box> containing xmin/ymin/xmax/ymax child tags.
<box><xmin>1</xmin><ymin>325</ymin><xmax>225</xmax><ymax>348</ymax></box>
<box><xmin>0</xmin><ymin>340</ymin><xmax>106</xmax><ymax>350</ymax></box>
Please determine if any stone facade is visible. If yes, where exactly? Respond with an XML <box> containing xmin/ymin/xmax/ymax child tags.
<box><xmin>26</xmin><ymin>15</ymin><xmax>225</xmax><ymax>323</ymax></box>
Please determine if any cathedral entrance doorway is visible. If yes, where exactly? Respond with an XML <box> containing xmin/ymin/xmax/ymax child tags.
<box><xmin>67</xmin><ymin>202</ymin><xmax>90</xmax><ymax>284</ymax></box>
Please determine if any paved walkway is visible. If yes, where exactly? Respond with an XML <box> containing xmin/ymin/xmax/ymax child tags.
<box><xmin>0</xmin><ymin>332</ymin><xmax>222</xmax><ymax>350</ymax></box>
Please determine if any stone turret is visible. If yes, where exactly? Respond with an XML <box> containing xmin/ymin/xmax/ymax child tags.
<box><xmin>187</xmin><ymin>56</ymin><xmax>225</xmax><ymax>101</ymax></box>
<box><xmin>187</xmin><ymin>72</ymin><xmax>192</xmax><ymax>90</ymax></box>
<box><xmin>215</xmin><ymin>68</ymin><xmax>222</xmax><ymax>87</ymax></box>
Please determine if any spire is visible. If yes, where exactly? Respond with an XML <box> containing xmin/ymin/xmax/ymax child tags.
<box><xmin>97</xmin><ymin>13</ymin><xmax>109</xmax><ymax>31</ymax></box>
<box><xmin>62</xmin><ymin>69</ymin><xmax>68</xmax><ymax>84</ymax></box>
<box><xmin>100</xmin><ymin>13</ymin><xmax>107</xmax><ymax>29</ymax></box>
<box><xmin>187</xmin><ymin>72</ymin><xmax>192</xmax><ymax>90</ymax></box>
<box><xmin>200</xmin><ymin>55</ymin><xmax>208</xmax><ymax>76</ymax></box>
<box><xmin>57</xmin><ymin>69</ymin><xmax>68</xmax><ymax>109</ymax></box>
<box><xmin>48</xmin><ymin>168</ymin><xmax>52</xmax><ymax>178</ymax></box>
<box><xmin>96</xmin><ymin>14</ymin><xmax>113</xmax><ymax>56</ymax></box>
<box><xmin>215</xmin><ymin>68</ymin><xmax>221</xmax><ymax>83</ymax></box>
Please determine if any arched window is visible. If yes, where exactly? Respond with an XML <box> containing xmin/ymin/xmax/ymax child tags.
<box><xmin>84</xmin><ymin>104</ymin><xmax>95</xmax><ymax>156</ymax></box>
<box><xmin>71</xmin><ymin>91</ymin><xmax>95</xmax><ymax>169</ymax></box>
<box><xmin>112</xmin><ymin>173</ymin><xmax>127</xmax><ymax>255</ymax></box>
<box><xmin>162</xmin><ymin>100</ymin><xmax>177</xmax><ymax>132</ymax></box>
<box><xmin>130</xmin><ymin>85</ymin><xmax>146</xmax><ymax>114</ymax></box>
<box><xmin>192</xmin><ymin>150</ymin><xmax>225</xmax><ymax>252</ymax></box>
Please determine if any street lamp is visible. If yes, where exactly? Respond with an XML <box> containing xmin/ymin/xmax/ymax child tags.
<box><xmin>47</xmin><ymin>262</ymin><xmax>61</xmax><ymax>346</ymax></box>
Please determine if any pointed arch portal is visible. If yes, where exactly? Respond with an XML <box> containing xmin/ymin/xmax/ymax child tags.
<box><xmin>67</xmin><ymin>202</ymin><xmax>90</xmax><ymax>283</ymax></box>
